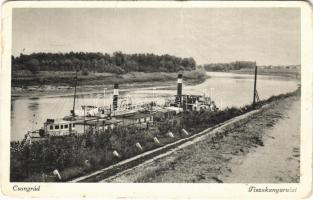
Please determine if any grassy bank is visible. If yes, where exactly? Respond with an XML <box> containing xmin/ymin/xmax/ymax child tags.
<box><xmin>10</xmin><ymin>87</ymin><xmax>300</xmax><ymax>182</ymax></box>
<box><xmin>12</xmin><ymin>70</ymin><xmax>207</xmax><ymax>88</ymax></box>
<box><xmin>11</xmin><ymin>70</ymin><xmax>208</xmax><ymax>98</ymax></box>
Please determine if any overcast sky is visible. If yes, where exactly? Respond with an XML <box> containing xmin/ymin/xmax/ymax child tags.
<box><xmin>13</xmin><ymin>8</ymin><xmax>300</xmax><ymax>66</ymax></box>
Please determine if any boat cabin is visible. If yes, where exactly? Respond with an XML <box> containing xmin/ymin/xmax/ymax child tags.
<box><xmin>76</xmin><ymin>118</ymin><xmax>122</xmax><ymax>133</ymax></box>
<box><xmin>116</xmin><ymin>112</ymin><xmax>155</xmax><ymax>129</ymax></box>
<box><xmin>43</xmin><ymin>119</ymin><xmax>77</xmax><ymax>137</ymax></box>
<box><xmin>173</xmin><ymin>94</ymin><xmax>217</xmax><ymax>111</ymax></box>
<box><xmin>154</xmin><ymin>108</ymin><xmax>178</xmax><ymax>121</ymax></box>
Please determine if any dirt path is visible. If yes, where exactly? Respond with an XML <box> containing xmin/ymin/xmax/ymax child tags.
<box><xmin>222</xmin><ymin>97</ymin><xmax>300</xmax><ymax>183</ymax></box>
<box><xmin>106</xmin><ymin>95</ymin><xmax>300</xmax><ymax>183</ymax></box>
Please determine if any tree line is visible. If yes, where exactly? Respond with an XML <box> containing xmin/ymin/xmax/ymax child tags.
<box><xmin>12</xmin><ymin>52</ymin><xmax>197</xmax><ymax>74</ymax></box>
<box><xmin>201</xmin><ymin>61</ymin><xmax>256</xmax><ymax>72</ymax></box>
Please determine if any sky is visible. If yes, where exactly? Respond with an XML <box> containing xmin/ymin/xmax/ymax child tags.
<box><xmin>12</xmin><ymin>8</ymin><xmax>300</xmax><ymax>66</ymax></box>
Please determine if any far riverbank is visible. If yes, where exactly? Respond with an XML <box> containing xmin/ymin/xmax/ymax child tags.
<box><xmin>11</xmin><ymin>70</ymin><xmax>207</xmax><ymax>98</ymax></box>
<box><xmin>229</xmin><ymin>68</ymin><xmax>300</xmax><ymax>80</ymax></box>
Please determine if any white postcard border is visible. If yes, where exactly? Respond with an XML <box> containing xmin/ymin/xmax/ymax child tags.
<box><xmin>1</xmin><ymin>1</ymin><xmax>312</xmax><ymax>199</ymax></box>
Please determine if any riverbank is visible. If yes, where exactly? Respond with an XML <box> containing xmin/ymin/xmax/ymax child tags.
<box><xmin>11</xmin><ymin>70</ymin><xmax>207</xmax><ymax>98</ymax></box>
<box><xmin>229</xmin><ymin>68</ymin><xmax>300</xmax><ymax>80</ymax></box>
<box><xmin>106</xmin><ymin>93</ymin><xmax>300</xmax><ymax>183</ymax></box>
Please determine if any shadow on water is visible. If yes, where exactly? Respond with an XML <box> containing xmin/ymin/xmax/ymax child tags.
<box><xmin>11</xmin><ymin>100</ymin><xmax>15</xmax><ymax>120</ymax></box>
<box><xmin>28</xmin><ymin>102</ymin><xmax>39</xmax><ymax>111</ymax></box>
<box><xmin>29</xmin><ymin>97</ymin><xmax>40</xmax><ymax>100</ymax></box>
<box><xmin>28</xmin><ymin>98</ymin><xmax>40</xmax><ymax>111</ymax></box>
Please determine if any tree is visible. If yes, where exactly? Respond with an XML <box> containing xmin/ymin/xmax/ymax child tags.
<box><xmin>12</xmin><ymin>52</ymin><xmax>198</xmax><ymax>74</ymax></box>
<box><xmin>27</xmin><ymin>58</ymin><xmax>40</xmax><ymax>74</ymax></box>
<box><xmin>113</xmin><ymin>52</ymin><xmax>125</xmax><ymax>66</ymax></box>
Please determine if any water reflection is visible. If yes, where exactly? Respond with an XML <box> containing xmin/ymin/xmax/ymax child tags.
<box><xmin>28</xmin><ymin>102</ymin><xmax>39</xmax><ymax>111</ymax></box>
<box><xmin>11</xmin><ymin>99</ymin><xmax>15</xmax><ymax>120</ymax></box>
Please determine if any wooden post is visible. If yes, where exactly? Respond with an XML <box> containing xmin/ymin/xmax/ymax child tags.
<box><xmin>253</xmin><ymin>62</ymin><xmax>258</xmax><ymax>105</ymax></box>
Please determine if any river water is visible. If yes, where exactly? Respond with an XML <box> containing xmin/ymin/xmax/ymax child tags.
<box><xmin>11</xmin><ymin>72</ymin><xmax>298</xmax><ymax>141</ymax></box>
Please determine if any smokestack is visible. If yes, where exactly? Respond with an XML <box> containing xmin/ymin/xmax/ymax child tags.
<box><xmin>113</xmin><ymin>83</ymin><xmax>119</xmax><ymax>111</ymax></box>
<box><xmin>176</xmin><ymin>73</ymin><xmax>183</xmax><ymax>105</ymax></box>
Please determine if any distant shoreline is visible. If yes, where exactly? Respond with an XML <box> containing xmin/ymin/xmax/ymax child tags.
<box><xmin>207</xmin><ymin>68</ymin><xmax>301</xmax><ymax>80</ymax></box>
<box><xmin>11</xmin><ymin>70</ymin><xmax>208</xmax><ymax>98</ymax></box>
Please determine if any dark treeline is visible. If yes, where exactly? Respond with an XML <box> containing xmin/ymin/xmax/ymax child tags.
<box><xmin>201</xmin><ymin>61</ymin><xmax>256</xmax><ymax>72</ymax></box>
<box><xmin>12</xmin><ymin>52</ymin><xmax>196</xmax><ymax>74</ymax></box>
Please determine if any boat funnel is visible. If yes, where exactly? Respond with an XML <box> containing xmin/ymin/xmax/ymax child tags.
<box><xmin>113</xmin><ymin>83</ymin><xmax>119</xmax><ymax>111</ymax></box>
<box><xmin>176</xmin><ymin>73</ymin><xmax>183</xmax><ymax>105</ymax></box>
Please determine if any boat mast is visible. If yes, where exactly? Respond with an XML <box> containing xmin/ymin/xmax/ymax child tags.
<box><xmin>72</xmin><ymin>69</ymin><xmax>78</xmax><ymax>116</ymax></box>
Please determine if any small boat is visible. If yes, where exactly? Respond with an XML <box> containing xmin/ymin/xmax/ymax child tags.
<box><xmin>40</xmin><ymin>118</ymin><xmax>77</xmax><ymax>137</ymax></box>
<box><xmin>25</xmin><ymin>118</ymin><xmax>78</xmax><ymax>142</ymax></box>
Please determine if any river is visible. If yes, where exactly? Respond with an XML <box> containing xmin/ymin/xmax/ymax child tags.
<box><xmin>10</xmin><ymin>72</ymin><xmax>299</xmax><ymax>141</ymax></box>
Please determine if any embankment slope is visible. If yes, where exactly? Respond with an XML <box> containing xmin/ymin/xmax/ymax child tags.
<box><xmin>107</xmin><ymin>95</ymin><xmax>300</xmax><ymax>183</ymax></box>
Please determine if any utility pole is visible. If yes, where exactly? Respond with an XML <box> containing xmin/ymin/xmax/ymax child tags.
<box><xmin>72</xmin><ymin>69</ymin><xmax>78</xmax><ymax>116</ymax></box>
<box><xmin>253</xmin><ymin>62</ymin><xmax>258</xmax><ymax>106</ymax></box>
